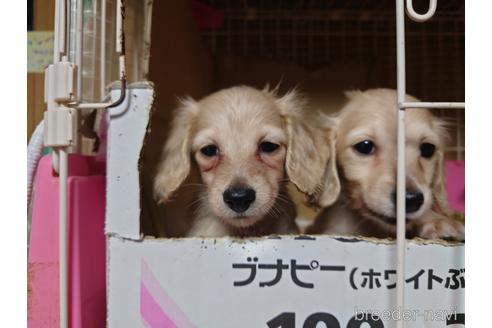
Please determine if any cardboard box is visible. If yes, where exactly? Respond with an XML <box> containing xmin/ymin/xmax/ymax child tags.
<box><xmin>106</xmin><ymin>85</ymin><xmax>464</xmax><ymax>328</ymax></box>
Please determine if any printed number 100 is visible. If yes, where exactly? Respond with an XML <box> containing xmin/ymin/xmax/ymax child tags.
<box><xmin>267</xmin><ymin>312</ymin><xmax>383</xmax><ymax>328</ymax></box>
<box><xmin>267</xmin><ymin>312</ymin><xmax>465</xmax><ymax>328</ymax></box>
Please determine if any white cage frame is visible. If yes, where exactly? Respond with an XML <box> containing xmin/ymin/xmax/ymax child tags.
<box><xmin>42</xmin><ymin>0</ymin><xmax>465</xmax><ymax>327</ymax></box>
<box><xmin>47</xmin><ymin>1</ymin><xmax>126</xmax><ymax>327</ymax></box>
<box><xmin>395</xmin><ymin>1</ymin><xmax>464</xmax><ymax>327</ymax></box>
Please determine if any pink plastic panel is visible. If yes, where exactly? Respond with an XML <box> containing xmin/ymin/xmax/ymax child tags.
<box><xmin>28</xmin><ymin>154</ymin><xmax>106</xmax><ymax>328</ymax></box>
<box><xmin>446</xmin><ymin>160</ymin><xmax>465</xmax><ymax>213</ymax></box>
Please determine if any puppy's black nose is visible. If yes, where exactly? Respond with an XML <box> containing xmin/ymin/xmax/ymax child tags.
<box><xmin>223</xmin><ymin>187</ymin><xmax>256</xmax><ymax>213</ymax></box>
<box><xmin>391</xmin><ymin>191</ymin><xmax>425</xmax><ymax>213</ymax></box>
<box><xmin>405</xmin><ymin>192</ymin><xmax>424</xmax><ymax>213</ymax></box>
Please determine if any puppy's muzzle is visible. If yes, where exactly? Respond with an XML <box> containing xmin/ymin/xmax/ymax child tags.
<box><xmin>223</xmin><ymin>186</ymin><xmax>256</xmax><ymax>214</ymax></box>
<box><xmin>391</xmin><ymin>190</ymin><xmax>424</xmax><ymax>213</ymax></box>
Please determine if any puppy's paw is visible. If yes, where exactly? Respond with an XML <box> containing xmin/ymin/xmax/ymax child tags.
<box><xmin>413</xmin><ymin>217</ymin><xmax>465</xmax><ymax>241</ymax></box>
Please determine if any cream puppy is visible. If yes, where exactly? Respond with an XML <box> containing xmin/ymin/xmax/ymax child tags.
<box><xmin>308</xmin><ymin>89</ymin><xmax>464</xmax><ymax>241</ymax></box>
<box><xmin>154</xmin><ymin>86</ymin><xmax>339</xmax><ymax>237</ymax></box>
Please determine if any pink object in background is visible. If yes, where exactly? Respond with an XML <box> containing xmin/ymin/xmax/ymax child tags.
<box><xmin>445</xmin><ymin>160</ymin><xmax>465</xmax><ymax>213</ymax></box>
<box><xmin>191</xmin><ymin>0</ymin><xmax>225</xmax><ymax>29</ymax></box>
<box><xmin>28</xmin><ymin>154</ymin><xmax>106</xmax><ymax>327</ymax></box>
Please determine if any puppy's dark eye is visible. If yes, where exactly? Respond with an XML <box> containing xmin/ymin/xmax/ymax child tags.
<box><xmin>259</xmin><ymin>141</ymin><xmax>280</xmax><ymax>153</ymax></box>
<box><xmin>420</xmin><ymin>143</ymin><xmax>436</xmax><ymax>158</ymax></box>
<box><xmin>200</xmin><ymin>145</ymin><xmax>219</xmax><ymax>157</ymax></box>
<box><xmin>353</xmin><ymin>140</ymin><xmax>375</xmax><ymax>155</ymax></box>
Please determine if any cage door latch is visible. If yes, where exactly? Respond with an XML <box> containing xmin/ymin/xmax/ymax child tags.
<box><xmin>43</xmin><ymin>58</ymin><xmax>79</xmax><ymax>148</ymax></box>
<box><xmin>43</xmin><ymin>106</ymin><xmax>78</xmax><ymax>148</ymax></box>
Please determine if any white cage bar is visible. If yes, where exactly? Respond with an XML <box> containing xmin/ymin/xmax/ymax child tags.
<box><xmin>395</xmin><ymin>0</ymin><xmax>465</xmax><ymax>327</ymax></box>
<box><xmin>400</xmin><ymin>101</ymin><xmax>465</xmax><ymax>109</ymax></box>
<box><xmin>48</xmin><ymin>1</ymin><xmax>127</xmax><ymax>326</ymax></box>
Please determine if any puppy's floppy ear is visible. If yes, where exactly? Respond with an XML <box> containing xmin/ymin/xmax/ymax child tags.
<box><xmin>153</xmin><ymin>97</ymin><xmax>198</xmax><ymax>203</ymax></box>
<box><xmin>431</xmin><ymin>151</ymin><xmax>450</xmax><ymax>215</ymax></box>
<box><xmin>431</xmin><ymin>118</ymin><xmax>451</xmax><ymax>215</ymax></box>
<box><xmin>313</xmin><ymin>114</ymin><xmax>341</xmax><ymax>207</ymax></box>
<box><xmin>276</xmin><ymin>90</ymin><xmax>340</xmax><ymax>207</ymax></box>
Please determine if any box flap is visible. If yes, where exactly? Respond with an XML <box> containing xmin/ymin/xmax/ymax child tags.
<box><xmin>106</xmin><ymin>84</ymin><xmax>154</xmax><ymax>239</ymax></box>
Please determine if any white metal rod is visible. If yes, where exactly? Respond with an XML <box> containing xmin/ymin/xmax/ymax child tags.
<box><xmin>406</xmin><ymin>0</ymin><xmax>437</xmax><ymax>22</ymax></box>
<box><xmin>53</xmin><ymin>0</ymin><xmax>60</xmax><ymax>63</ymax></box>
<box><xmin>72</xmin><ymin>102</ymin><xmax>112</xmax><ymax>109</ymax></box>
<box><xmin>59</xmin><ymin>0</ymin><xmax>66</xmax><ymax>55</ymax></box>
<box><xmin>92</xmin><ymin>0</ymin><xmax>98</xmax><ymax>100</ymax></box>
<box><xmin>396</xmin><ymin>109</ymin><xmax>406</xmax><ymax>328</ymax></box>
<box><xmin>395</xmin><ymin>0</ymin><xmax>407</xmax><ymax>327</ymax></box>
<box><xmin>400</xmin><ymin>101</ymin><xmax>465</xmax><ymax>109</ymax></box>
<box><xmin>116</xmin><ymin>0</ymin><xmax>123</xmax><ymax>54</ymax></box>
<box><xmin>51</xmin><ymin>0</ymin><xmax>61</xmax><ymax>172</ymax></box>
<box><xmin>58</xmin><ymin>148</ymin><xmax>69</xmax><ymax>328</ymax></box>
<box><xmin>76</xmin><ymin>0</ymin><xmax>83</xmax><ymax>101</ymax></box>
<box><xmin>66</xmin><ymin>0</ymin><xmax>71</xmax><ymax>58</ymax></box>
<box><xmin>100</xmin><ymin>0</ymin><xmax>107</xmax><ymax>99</ymax></box>
<box><xmin>119</xmin><ymin>54</ymin><xmax>126</xmax><ymax>80</ymax></box>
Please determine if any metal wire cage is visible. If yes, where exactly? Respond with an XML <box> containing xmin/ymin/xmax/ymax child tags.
<box><xmin>197</xmin><ymin>5</ymin><xmax>466</xmax><ymax>320</ymax></box>
<box><xmin>199</xmin><ymin>0</ymin><xmax>464</xmax><ymax>160</ymax></box>
<box><xmin>66</xmin><ymin>0</ymin><xmax>152</xmax><ymax>103</ymax></box>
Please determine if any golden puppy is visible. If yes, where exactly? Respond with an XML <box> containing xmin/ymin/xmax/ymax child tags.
<box><xmin>154</xmin><ymin>86</ymin><xmax>339</xmax><ymax>237</ymax></box>
<box><xmin>308</xmin><ymin>89</ymin><xmax>465</xmax><ymax>241</ymax></box>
